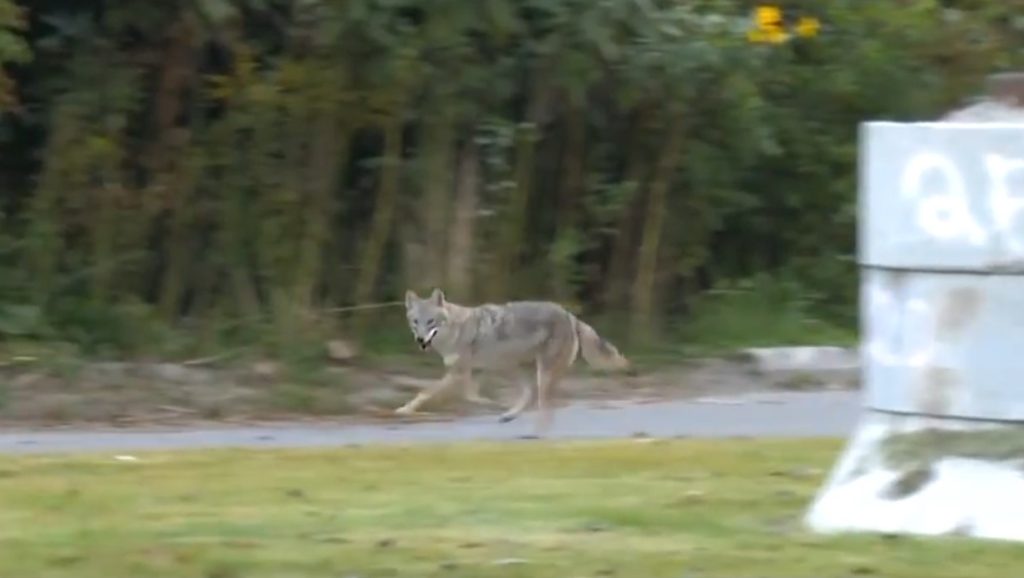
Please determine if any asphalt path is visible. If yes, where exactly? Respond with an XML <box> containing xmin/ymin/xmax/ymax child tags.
<box><xmin>0</xmin><ymin>390</ymin><xmax>861</xmax><ymax>454</ymax></box>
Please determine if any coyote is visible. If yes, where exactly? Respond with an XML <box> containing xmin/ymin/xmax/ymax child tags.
<box><xmin>399</xmin><ymin>288</ymin><xmax>631</xmax><ymax>435</ymax></box>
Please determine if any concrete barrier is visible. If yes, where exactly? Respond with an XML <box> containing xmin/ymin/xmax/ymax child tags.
<box><xmin>805</xmin><ymin>98</ymin><xmax>1024</xmax><ymax>541</ymax></box>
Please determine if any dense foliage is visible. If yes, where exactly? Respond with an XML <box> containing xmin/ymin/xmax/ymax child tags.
<box><xmin>0</xmin><ymin>0</ymin><xmax>1020</xmax><ymax>357</ymax></box>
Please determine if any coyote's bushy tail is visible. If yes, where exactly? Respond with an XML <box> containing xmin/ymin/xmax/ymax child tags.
<box><xmin>572</xmin><ymin>317</ymin><xmax>630</xmax><ymax>371</ymax></box>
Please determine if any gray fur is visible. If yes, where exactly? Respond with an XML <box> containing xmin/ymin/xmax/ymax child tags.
<box><xmin>398</xmin><ymin>288</ymin><xmax>630</xmax><ymax>436</ymax></box>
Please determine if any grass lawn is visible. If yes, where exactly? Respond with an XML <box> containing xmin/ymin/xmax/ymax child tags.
<box><xmin>1</xmin><ymin>439</ymin><xmax>1020</xmax><ymax>577</ymax></box>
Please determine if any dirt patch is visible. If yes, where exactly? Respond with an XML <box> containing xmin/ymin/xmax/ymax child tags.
<box><xmin>0</xmin><ymin>354</ymin><xmax>858</xmax><ymax>429</ymax></box>
<box><xmin>881</xmin><ymin>465</ymin><xmax>935</xmax><ymax>500</ymax></box>
<box><xmin>881</xmin><ymin>426</ymin><xmax>1024</xmax><ymax>468</ymax></box>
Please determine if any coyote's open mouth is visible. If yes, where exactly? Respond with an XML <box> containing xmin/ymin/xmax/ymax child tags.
<box><xmin>417</xmin><ymin>327</ymin><xmax>439</xmax><ymax>350</ymax></box>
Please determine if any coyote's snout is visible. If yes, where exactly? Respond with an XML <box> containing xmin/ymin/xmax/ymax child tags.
<box><xmin>397</xmin><ymin>288</ymin><xmax>631</xmax><ymax>436</ymax></box>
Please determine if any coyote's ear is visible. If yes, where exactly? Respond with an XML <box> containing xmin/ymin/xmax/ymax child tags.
<box><xmin>404</xmin><ymin>289</ymin><xmax>418</xmax><ymax>307</ymax></box>
<box><xmin>429</xmin><ymin>288</ymin><xmax>445</xmax><ymax>306</ymax></box>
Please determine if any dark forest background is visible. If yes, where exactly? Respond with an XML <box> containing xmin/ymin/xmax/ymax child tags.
<box><xmin>0</xmin><ymin>0</ymin><xmax>1020</xmax><ymax>364</ymax></box>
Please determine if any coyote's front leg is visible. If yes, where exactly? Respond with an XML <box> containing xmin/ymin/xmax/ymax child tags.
<box><xmin>462</xmin><ymin>372</ymin><xmax>504</xmax><ymax>409</ymax></box>
<box><xmin>394</xmin><ymin>369</ymin><xmax>461</xmax><ymax>415</ymax></box>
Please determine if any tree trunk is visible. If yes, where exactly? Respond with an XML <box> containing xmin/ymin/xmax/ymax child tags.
<box><xmin>90</xmin><ymin>151</ymin><xmax>122</xmax><ymax>305</ymax></box>
<box><xmin>157</xmin><ymin>132</ymin><xmax>198</xmax><ymax>319</ymax></box>
<box><xmin>489</xmin><ymin>81</ymin><xmax>548</xmax><ymax>301</ymax></box>
<box><xmin>145</xmin><ymin>8</ymin><xmax>197</xmax><ymax>183</ymax></box>
<box><xmin>489</xmin><ymin>123</ymin><xmax>535</xmax><ymax>300</ymax></box>
<box><xmin>352</xmin><ymin>111</ymin><xmax>404</xmax><ymax>336</ymax></box>
<box><xmin>420</xmin><ymin>104</ymin><xmax>456</xmax><ymax>289</ymax></box>
<box><xmin>551</xmin><ymin>99</ymin><xmax>585</xmax><ymax>302</ymax></box>
<box><xmin>602</xmin><ymin>115</ymin><xmax>649</xmax><ymax>312</ymax></box>
<box><xmin>27</xmin><ymin>108</ymin><xmax>75</xmax><ymax>306</ymax></box>
<box><xmin>630</xmin><ymin>107</ymin><xmax>684</xmax><ymax>343</ymax></box>
<box><xmin>152</xmin><ymin>10</ymin><xmax>200</xmax><ymax>319</ymax></box>
<box><xmin>446</xmin><ymin>138</ymin><xmax>480</xmax><ymax>299</ymax></box>
<box><xmin>220</xmin><ymin>120</ymin><xmax>261</xmax><ymax>320</ymax></box>
<box><xmin>294</xmin><ymin>108</ymin><xmax>348</xmax><ymax>310</ymax></box>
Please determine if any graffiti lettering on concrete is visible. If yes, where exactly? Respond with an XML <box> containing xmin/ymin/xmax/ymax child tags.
<box><xmin>984</xmin><ymin>154</ymin><xmax>1024</xmax><ymax>255</ymax></box>
<box><xmin>864</xmin><ymin>279</ymin><xmax>936</xmax><ymax>368</ymax></box>
<box><xmin>899</xmin><ymin>151</ymin><xmax>1024</xmax><ymax>253</ymax></box>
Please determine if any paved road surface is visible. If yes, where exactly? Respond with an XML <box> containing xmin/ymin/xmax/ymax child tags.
<box><xmin>0</xmin><ymin>390</ymin><xmax>861</xmax><ymax>454</ymax></box>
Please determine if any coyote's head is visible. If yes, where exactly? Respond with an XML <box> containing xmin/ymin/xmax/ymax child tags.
<box><xmin>404</xmin><ymin>288</ymin><xmax>448</xmax><ymax>351</ymax></box>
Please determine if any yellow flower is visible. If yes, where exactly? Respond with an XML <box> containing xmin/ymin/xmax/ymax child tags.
<box><xmin>796</xmin><ymin>16</ymin><xmax>821</xmax><ymax>38</ymax></box>
<box><xmin>755</xmin><ymin>5</ymin><xmax>783</xmax><ymax>31</ymax></box>
<box><xmin>767</xmin><ymin>29</ymin><xmax>790</xmax><ymax>43</ymax></box>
